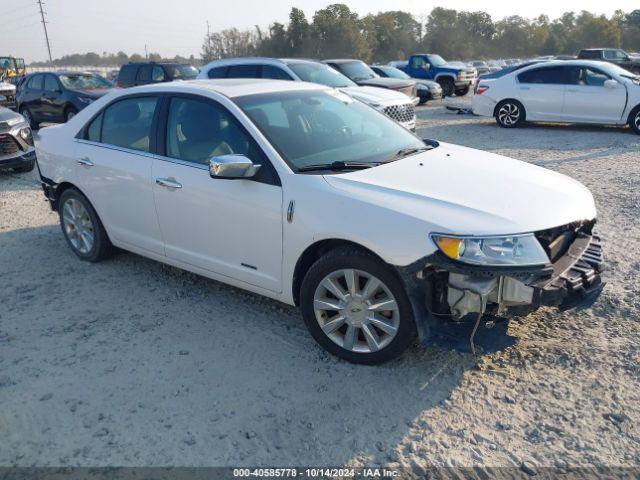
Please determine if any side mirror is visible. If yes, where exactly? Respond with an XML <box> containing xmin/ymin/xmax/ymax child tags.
<box><xmin>604</xmin><ymin>79</ymin><xmax>618</xmax><ymax>89</ymax></box>
<box><xmin>424</xmin><ymin>63</ymin><xmax>431</xmax><ymax>71</ymax></box>
<box><xmin>209</xmin><ymin>154</ymin><xmax>261</xmax><ymax>179</ymax></box>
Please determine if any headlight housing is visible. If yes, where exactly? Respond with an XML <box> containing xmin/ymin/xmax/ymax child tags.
<box><xmin>431</xmin><ymin>233</ymin><xmax>549</xmax><ymax>267</ymax></box>
<box><xmin>19</xmin><ymin>127</ymin><xmax>33</xmax><ymax>146</ymax></box>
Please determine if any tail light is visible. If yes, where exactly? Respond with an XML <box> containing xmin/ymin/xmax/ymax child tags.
<box><xmin>475</xmin><ymin>85</ymin><xmax>490</xmax><ymax>95</ymax></box>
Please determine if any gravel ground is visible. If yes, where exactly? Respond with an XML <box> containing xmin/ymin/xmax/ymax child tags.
<box><xmin>1</xmin><ymin>101</ymin><xmax>639</xmax><ymax>473</ymax></box>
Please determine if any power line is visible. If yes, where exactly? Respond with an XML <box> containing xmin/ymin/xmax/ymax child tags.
<box><xmin>36</xmin><ymin>0</ymin><xmax>53</xmax><ymax>64</ymax></box>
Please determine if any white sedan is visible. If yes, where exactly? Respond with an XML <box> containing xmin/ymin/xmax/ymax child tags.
<box><xmin>473</xmin><ymin>60</ymin><xmax>640</xmax><ymax>134</ymax></box>
<box><xmin>36</xmin><ymin>79</ymin><xmax>604</xmax><ymax>364</ymax></box>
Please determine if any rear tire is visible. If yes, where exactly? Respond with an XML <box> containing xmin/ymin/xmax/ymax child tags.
<box><xmin>629</xmin><ymin>106</ymin><xmax>640</xmax><ymax>135</ymax></box>
<box><xmin>13</xmin><ymin>161</ymin><xmax>35</xmax><ymax>173</ymax></box>
<box><xmin>300</xmin><ymin>247</ymin><xmax>416</xmax><ymax>365</ymax></box>
<box><xmin>58</xmin><ymin>188</ymin><xmax>113</xmax><ymax>262</ymax></box>
<box><xmin>437</xmin><ymin>77</ymin><xmax>455</xmax><ymax>97</ymax></box>
<box><xmin>495</xmin><ymin>99</ymin><xmax>526</xmax><ymax>128</ymax></box>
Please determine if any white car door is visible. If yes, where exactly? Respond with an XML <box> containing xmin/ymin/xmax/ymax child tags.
<box><xmin>562</xmin><ymin>66</ymin><xmax>627</xmax><ymax>123</ymax></box>
<box><xmin>516</xmin><ymin>66</ymin><xmax>567</xmax><ymax>120</ymax></box>
<box><xmin>152</xmin><ymin>95</ymin><xmax>283</xmax><ymax>292</ymax></box>
<box><xmin>75</xmin><ymin>95</ymin><xmax>164</xmax><ymax>255</ymax></box>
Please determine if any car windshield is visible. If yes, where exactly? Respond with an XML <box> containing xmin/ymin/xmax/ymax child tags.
<box><xmin>429</xmin><ymin>55</ymin><xmax>447</xmax><ymax>67</ymax></box>
<box><xmin>168</xmin><ymin>64</ymin><xmax>199</xmax><ymax>79</ymax></box>
<box><xmin>378</xmin><ymin>67</ymin><xmax>410</xmax><ymax>79</ymax></box>
<box><xmin>0</xmin><ymin>57</ymin><xmax>14</xmax><ymax>69</ymax></box>
<box><xmin>234</xmin><ymin>89</ymin><xmax>425</xmax><ymax>172</ymax></box>
<box><xmin>288</xmin><ymin>62</ymin><xmax>356</xmax><ymax>88</ymax></box>
<box><xmin>335</xmin><ymin>61</ymin><xmax>377</xmax><ymax>81</ymax></box>
<box><xmin>59</xmin><ymin>74</ymin><xmax>112</xmax><ymax>90</ymax></box>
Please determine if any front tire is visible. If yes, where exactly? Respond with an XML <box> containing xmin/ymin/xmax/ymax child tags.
<box><xmin>629</xmin><ymin>106</ymin><xmax>640</xmax><ymax>135</ymax></box>
<box><xmin>13</xmin><ymin>161</ymin><xmax>35</xmax><ymax>173</ymax></box>
<box><xmin>495</xmin><ymin>99</ymin><xmax>526</xmax><ymax>128</ymax></box>
<box><xmin>19</xmin><ymin>106</ymin><xmax>37</xmax><ymax>129</ymax></box>
<box><xmin>437</xmin><ymin>78</ymin><xmax>455</xmax><ymax>97</ymax></box>
<box><xmin>300</xmin><ymin>247</ymin><xmax>416</xmax><ymax>364</ymax></box>
<box><xmin>58</xmin><ymin>188</ymin><xmax>113</xmax><ymax>262</ymax></box>
<box><xmin>65</xmin><ymin>107</ymin><xmax>78</xmax><ymax>122</ymax></box>
<box><xmin>455</xmin><ymin>86</ymin><xmax>470</xmax><ymax>96</ymax></box>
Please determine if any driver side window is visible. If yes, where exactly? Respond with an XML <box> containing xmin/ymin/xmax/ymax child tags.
<box><xmin>164</xmin><ymin>96</ymin><xmax>278</xmax><ymax>185</ymax></box>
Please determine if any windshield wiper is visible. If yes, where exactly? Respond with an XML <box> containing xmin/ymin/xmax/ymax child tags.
<box><xmin>383</xmin><ymin>145</ymin><xmax>433</xmax><ymax>163</ymax></box>
<box><xmin>297</xmin><ymin>161</ymin><xmax>376</xmax><ymax>173</ymax></box>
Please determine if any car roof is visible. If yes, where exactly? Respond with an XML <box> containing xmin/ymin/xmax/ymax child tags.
<box><xmin>323</xmin><ymin>59</ymin><xmax>362</xmax><ymax>64</ymax></box>
<box><xmin>201</xmin><ymin>57</ymin><xmax>288</xmax><ymax>68</ymax></box>
<box><xmin>124</xmin><ymin>78</ymin><xmax>328</xmax><ymax>98</ymax></box>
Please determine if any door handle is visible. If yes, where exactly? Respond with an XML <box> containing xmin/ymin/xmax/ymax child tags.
<box><xmin>519</xmin><ymin>86</ymin><xmax>530</xmax><ymax>90</ymax></box>
<box><xmin>155</xmin><ymin>178</ymin><xmax>182</xmax><ymax>189</ymax></box>
<box><xmin>567</xmin><ymin>88</ymin><xmax>578</xmax><ymax>93</ymax></box>
<box><xmin>77</xmin><ymin>157</ymin><xmax>94</xmax><ymax>166</ymax></box>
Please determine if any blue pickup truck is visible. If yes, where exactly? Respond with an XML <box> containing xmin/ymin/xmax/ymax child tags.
<box><xmin>390</xmin><ymin>54</ymin><xmax>476</xmax><ymax>97</ymax></box>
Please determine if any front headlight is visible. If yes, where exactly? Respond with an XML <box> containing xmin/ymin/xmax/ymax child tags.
<box><xmin>19</xmin><ymin>127</ymin><xmax>33</xmax><ymax>145</ymax></box>
<box><xmin>77</xmin><ymin>96</ymin><xmax>94</xmax><ymax>104</ymax></box>
<box><xmin>431</xmin><ymin>233</ymin><xmax>549</xmax><ymax>266</ymax></box>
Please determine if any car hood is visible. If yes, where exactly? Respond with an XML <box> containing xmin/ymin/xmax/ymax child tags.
<box><xmin>323</xmin><ymin>142</ymin><xmax>596</xmax><ymax>235</ymax></box>
<box><xmin>70</xmin><ymin>88</ymin><xmax>113</xmax><ymax>98</ymax></box>
<box><xmin>356</xmin><ymin>78</ymin><xmax>414</xmax><ymax>89</ymax></box>
<box><xmin>0</xmin><ymin>81</ymin><xmax>16</xmax><ymax>93</ymax></box>
<box><xmin>0</xmin><ymin>106</ymin><xmax>23</xmax><ymax>123</ymax></box>
<box><xmin>340</xmin><ymin>86</ymin><xmax>412</xmax><ymax>105</ymax></box>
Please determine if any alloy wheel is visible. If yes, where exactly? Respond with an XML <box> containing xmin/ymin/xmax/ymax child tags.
<box><xmin>498</xmin><ymin>103</ymin><xmax>520</xmax><ymax>126</ymax></box>
<box><xmin>62</xmin><ymin>198</ymin><xmax>95</xmax><ymax>254</ymax></box>
<box><xmin>635</xmin><ymin>111</ymin><xmax>640</xmax><ymax>131</ymax></box>
<box><xmin>313</xmin><ymin>269</ymin><xmax>400</xmax><ymax>353</ymax></box>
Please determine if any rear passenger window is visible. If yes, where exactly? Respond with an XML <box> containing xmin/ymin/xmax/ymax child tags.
<box><xmin>261</xmin><ymin>65</ymin><xmax>292</xmax><ymax>80</ymax></box>
<box><xmin>29</xmin><ymin>75</ymin><xmax>43</xmax><ymax>90</ymax></box>
<box><xmin>227</xmin><ymin>65</ymin><xmax>259</xmax><ymax>78</ymax></box>
<box><xmin>118</xmin><ymin>65</ymin><xmax>137</xmax><ymax>83</ymax></box>
<box><xmin>101</xmin><ymin>97</ymin><xmax>158</xmax><ymax>152</ymax></box>
<box><xmin>207</xmin><ymin>67</ymin><xmax>228</xmax><ymax>79</ymax></box>
<box><xmin>136</xmin><ymin>65</ymin><xmax>152</xmax><ymax>82</ymax></box>
<box><xmin>518</xmin><ymin>67</ymin><xmax>567</xmax><ymax>84</ymax></box>
<box><xmin>86</xmin><ymin>113</ymin><xmax>103</xmax><ymax>142</ymax></box>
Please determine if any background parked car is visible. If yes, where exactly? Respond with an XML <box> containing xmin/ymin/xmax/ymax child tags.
<box><xmin>473</xmin><ymin>60</ymin><xmax>640</xmax><ymax>134</ymax></box>
<box><xmin>468</xmin><ymin>61</ymin><xmax>492</xmax><ymax>76</ymax></box>
<box><xmin>577</xmin><ymin>48</ymin><xmax>640</xmax><ymax>74</ymax></box>
<box><xmin>0</xmin><ymin>76</ymin><xmax>17</xmax><ymax>109</ymax></box>
<box><xmin>323</xmin><ymin>59</ymin><xmax>417</xmax><ymax>102</ymax></box>
<box><xmin>115</xmin><ymin>62</ymin><xmax>199</xmax><ymax>88</ymax></box>
<box><xmin>370</xmin><ymin>65</ymin><xmax>442</xmax><ymax>104</ymax></box>
<box><xmin>390</xmin><ymin>54</ymin><xmax>476</xmax><ymax>97</ymax></box>
<box><xmin>0</xmin><ymin>106</ymin><xmax>36</xmax><ymax>172</ymax></box>
<box><xmin>473</xmin><ymin>60</ymin><xmax>545</xmax><ymax>92</ymax></box>
<box><xmin>197</xmin><ymin>57</ymin><xmax>417</xmax><ymax>130</ymax></box>
<box><xmin>17</xmin><ymin>71</ymin><xmax>113</xmax><ymax>128</ymax></box>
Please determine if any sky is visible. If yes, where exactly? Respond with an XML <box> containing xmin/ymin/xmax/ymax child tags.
<box><xmin>2</xmin><ymin>0</ymin><xmax>638</xmax><ymax>63</ymax></box>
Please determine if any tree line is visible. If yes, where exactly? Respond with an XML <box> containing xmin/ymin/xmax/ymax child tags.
<box><xmin>202</xmin><ymin>5</ymin><xmax>640</xmax><ymax>63</ymax></box>
<box><xmin>31</xmin><ymin>5</ymin><xmax>640</xmax><ymax>66</ymax></box>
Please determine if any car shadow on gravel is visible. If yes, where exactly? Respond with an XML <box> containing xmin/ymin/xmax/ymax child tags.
<box><xmin>0</xmin><ymin>225</ymin><xmax>485</xmax><ymax>466</ymax></box>
<box><xmin>0</xmin><ymin>169</ymin><xmax>40</xmax><ymax>192</ymax></box>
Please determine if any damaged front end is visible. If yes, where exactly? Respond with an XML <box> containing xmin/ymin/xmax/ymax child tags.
<box><xmin>399</xmin><ymin>220</ymin><xmax>604</xmax><ymax>353</ymax></box>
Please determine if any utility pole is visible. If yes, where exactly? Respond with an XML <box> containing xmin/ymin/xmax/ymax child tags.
<box><xmin>37</xmin><ymin>0</ymin><xmax>53</xmax><ymax>64</ymax></box>
<box><xmin>145</xmin><ymin>44</ymin><xmax>148</xmax><ymax>59</ymax></box>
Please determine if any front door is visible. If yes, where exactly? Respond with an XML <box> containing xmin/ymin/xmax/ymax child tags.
<box><xmin>152</xmin><ymin>95</ymin><xmax>283</xmax><ymax>292</ymax></box>
<box><xmin>75</xmin><ymin>95</ymin><xmax>164</xmax><ymax>255</ymax></box>
<box><xmin>562</xmin><ymin>66</ymin><xmax>627</xmax><ymax>123</ymax></box>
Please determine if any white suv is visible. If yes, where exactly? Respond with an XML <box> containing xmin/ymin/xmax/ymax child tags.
<box><xmin>197</xmin><ymin>58</ymin><xmax>417</xmax><ymax>131</ymax></box>
<box><xmin>36</xmin><ymin>80</ymin><xmax>604</xmax><ymax>364</ymax></box>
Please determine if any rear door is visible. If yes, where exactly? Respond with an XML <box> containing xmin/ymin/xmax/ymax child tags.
<box><xmin>516</xmin><ymin>66</ymin><xmax>567</xmax><ymax>120</ymax></box>
<box><xmin>75</xmin><ymin>95</ymin><xmax>165</xmax><ymax>254</ymax></box>
<box><xmin>24</xmin><ymin>74</ymin><xmax>44</xmax><ymax>120</ymax></box>
<box><xmin>562</xmin><ymin>66</ymin><xmax>627</xmax><ymax>123</ymax></box>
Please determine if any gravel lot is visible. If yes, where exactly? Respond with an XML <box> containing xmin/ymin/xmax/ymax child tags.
<box><xmin>1</xmin><ymin>101</ymin><xmax>639</xmax><ymax>472</ymax></box>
